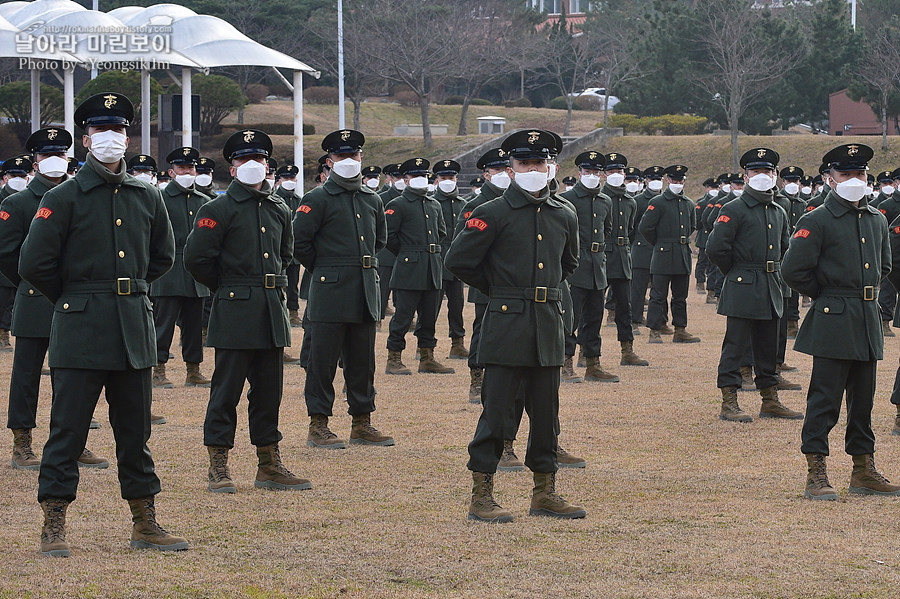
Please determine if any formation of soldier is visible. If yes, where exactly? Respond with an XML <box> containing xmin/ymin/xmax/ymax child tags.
<box><xmin>4</xmin><ymin>91</ymin><xmax>900</xmax><ymax>557</ymax></box>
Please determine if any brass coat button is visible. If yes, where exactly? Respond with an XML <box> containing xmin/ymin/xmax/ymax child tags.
<box><xmin>737</xmin><ymin>277</ymin><xmax>743</xmax><ymax>282</ymax></box>
<box><xmin>264</xmin><ymin>252</ymin><xmax>269</xmax><ymax>258</ymax></box>
<box><xmin>538</xmin><ymin>262</ymin><xmax>544</xmax><ymax>269</ymax></box>
<box><xmin>824</xmin><ymin>307</ymin><xmax>830</xmax><ymax>313</ymax></box>
<box><xmin>118</xmin><ymin>251</ymin><xmax>125</xmax><ymax>258</ymax></box>
<box><xmin>229</xmin><ymin>292</ymin><xmax>234</xmax><ymax>298</ymax></box>
<box><xmin>63</xmin><ymin>303</ymin><xmax>69</xmax><ymax>310</ymax></box>
<box><xmin>28</xmin><ymin>289</ymin><xmax>34</xmax><ymax>295</ymax></box>
<box><xmin>115</xmin><ymin>218</ymin><xmax>122</xmax><ymax>226</ymax></box>
<box><xmin>501</xmin><ymin>305</ymin><xmax>508</xmax><ymax>312</ymax></box>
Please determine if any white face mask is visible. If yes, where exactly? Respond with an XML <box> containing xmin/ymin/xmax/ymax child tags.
<box><xmin>37</xmin><ymin>156</ymin><xmax>68</xmax><ymax>178</ymax></box>
<box><xmin>438</xmin><ymin>179</ymin><xmax>457</xmax><ymax>193</ymax></box>
<box><xmin>647</xmin><ymin>179</ymin><xmax>663</xmax><ymax>192</ymax></box>
<box><xmin>515</xmin><ymin>170</ymin><xmax>548</xmax><ymax>193</ymax></box>
<box><xmin>427</xmin><ymin>184</ymin><xmax>436</xmax><ymax>193</ymax></box>
<box><xmin>835</xmin><ymin>177</ymin><xmax>867</xmax><ymax>203</ymax></box>
<box><xmin>195</xmin><ymin>173</ymin><xmax>213</xmax><ymax>187</ymax></box>
<box><xmin>158</xmin><ymin>181</ymin><xmax>169</xmax><ymax>190</ymax></box>
<box><xmin>581</xmin><ymin>174</ymin><xmax>601</xmax><ymax>189</ymax></box>
<box><xmin>364</xmin><ymin>178</ymin><xmax>379</xmax><ymax>190</ymax></box>
<box><xmin>472</xmin><ymin>187</ymin><xmax>481</xmax><ymax>195</ymax></box>
<box><xmin>134</xmin><ymin>172</ymin><xmax>153</xmax><ymax>183</ymax></box>
<box><xmin>866</xmin><ymin>185</ymin><xmax>874</xmax><ymax>197</ymax></box>
<box><xmin>784</xmin><ymin>183</ymin><xmax>800</xmax><ymax>195</ymax></box>
<box><xmin>408</xmin><ymin>176</ymin><xmax>429</xmax><ymax>190</ymax></box>
<box><xmin>564</xmin><ymin>185</ymin><xmax>573</xmax><ymax>191</ymax></box>
<box><xmin>668</xmin><ymin>183</ymin><xmax>684</xmax><ymax>194</ymax></box>
<box><xmin>747</xmin><ymin>173</ymin><xmax>776</xmax><ymax>192</ymax></box>
<box><xmin>606</xmin><ymin>173</ymin><xmax>626</xmax><ymax>187</ymax></box>
<box><xmin>733</xmin><ymin>188</ymin><xmax>744</xmax><ymax>196</ymax></box>
<box><xmin>332</xmin><ymin>157</ymin><xmax>361</xmax><ymax>178</ymax></box>
<box><xmin>707</xmin><ymin>189</ymin><xmax>719</xmax><ymax>198</ymax></box>
<box><xmin>235</xmin><ymin>159</ymin><xmax>267</xmax><ymax>185</ymax></box>
<box><xmin>394</xmin><ymin>180</ymin><xmax>406</xmax><ymax>191</ymax></box>
<box><xmin>175</xmin><ymin>173</ymin><xmax>196</xmax><ymax>188</ymax></box>
<box><xmin>883</xmin><ymin>185</ymin><xmax>895</xmax><ymax>195</ymax></box>
<box><xmin>801</xmin><ymin>186</ymin><xmax>812</xmax><ymax>195</ymax></box>
<box><xmin>489</xmin><ymin>171</ymin><xmax>511</xmax><ymax>189</ymax></box>
<box><xmin>281</xmin><ymin>179</ymin><xmax>298</xmax><ymax>191</ymax></box>
<box><xmin>547</xmin><ymin>163</ymin><xmax>557</xmax><ymax>182</ymax></box>
<box><xmin>89</xmin><ymin>130</ymin><xmax>127</xmax><ymax>163</ymax></box>
<box><xmin>721</xmin><ymin>184</ymin><xmax>731</xmax><ymax>193</ymax></box>
<box><xmin>625</xmin><ymin>182</ymin><xmax>641</xmax><ymax>193</ymax></box>
<box><xmin>815</xmin><ymin>186</ymin><xmax>823</xmax><ymax>194</ymax></box>
<box><xmin>7</xmin><ymin>177</ymin><xmax>26</xmax><ymax>191</ymax></box>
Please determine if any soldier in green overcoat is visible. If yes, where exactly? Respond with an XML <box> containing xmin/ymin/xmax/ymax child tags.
<box><xmin>184</xmin><ymin>129</ymin><xmax>310</xmax><ymax>495</ymax></box>
<box><xmin>19</xmin><ymin>93</ymin><xmax>186</xmax><ymax>556</ymax></box>
<box><xmin>782</xmin><ymin>143</ymin><xmax>900</xmax><ymax>501</ymax></box>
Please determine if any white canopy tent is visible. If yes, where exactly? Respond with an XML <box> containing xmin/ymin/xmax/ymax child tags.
<box><xmin>1</xmin><ymin>0</ymin><xmax>319</xmax><ymax>189</ymax></box>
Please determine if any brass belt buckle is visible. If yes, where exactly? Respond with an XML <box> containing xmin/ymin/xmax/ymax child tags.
<box><xmin>766</xmin><ymin>260</ymin><xmax>775</xmax><ymax>273</ymax></box>
<box><xmin>590</xmin><ymin>242</ymin><xmax>600</xmax><ymax>253</ymax></box>
<box><xmin>116</xmin><ymin>278</ymin><xmax>131</xmax><ymax>295</ymax></box>
<box><xmin>617</xmin><ymin>236</ymin><xmax>626</xmax><ymax>246</ymax></box>
<box><xmin>265</xmin><ymin>274</ymin><xmax>276</xmax><ymax>289</ymax></box>
<box><xmin>679</xmin><ymin>235</ymin><xmax>687</xmax><ymax>245</ymax></box>
<box><xmin>534</xmin><ymin>287</ymin><xmax>548</xmax><ymax>303</ymax></box>
<box><xmin>361</xmin><ymin>255</ymin><xmax>372</xmax><ymax>269</ymax></box>
<box><xmin>864</xmin><ymin>286</ymin><xmax>875</xmax><ymax>301</ymax></box>
<box><xmin>429</xmin><ymin>243</ymin><xmax>439</xmax><ymax>254</ymax></box>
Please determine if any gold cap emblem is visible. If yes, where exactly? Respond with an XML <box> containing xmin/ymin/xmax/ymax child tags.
<box><xmin>757</xmin><ymin>148</ymin><xmax>766</xmax><ymax>158</ymax></box>
<box><xmin>847</xmin><ymin>145</ymin><xmax>859</xmax><ymax>156</ymax></box>
<box><xmin>46</xmin><ymin>129</ymin><xmax>58</xmax><ymax>140</ymax></box>
<box><xmin>103</xmin><ymin>94</ymin><xmax>117</xmax><ymax>109</ymax></box>
<box><xmin>444</xmin><ymin>160</ymin><xmax>451</xmax><ymax>168</ymax></box>
<box><xmin>243</xmin><ymin>130</ymin><xmax>255</xmax><ymax>142</ymax></box>
<box><xmin>497</xmin><ymin>149</ymin><xmax>505</xmax><ymax>157</ymax></box>
<box><xmin>139</xmin><ymin>155</ymin><xmax>146</xmax><ymax>163</ymax></box>
<box><xmin>527</xmin><ymin>131</ymin><xmax>540</xmax><ymax>144</ymax></box>
<box><xmin>415</xmin><ymin>158</ymin><xmax>423</xmax><ymax>166</ymax></box>
<box><xmin>609</xmin><ymin>153</ymin><xmax>617</xmax><ymax>161</ymax></box>
<box><xmin>183</xmin><ymin>148</ymin><xmax>191</xmax><ymax>156</ymax></box>
<box><xmin>789</xmin><ymin>166</ymin><xmax>795</xmax><ymax>172</ymax></box>
<box><xmin>589</xmin><ymin>151</ymin><xmax>597</xmax><ymax>160</ymax></box>
<box><xmin>14</xmin><ymin>158</ymin><xmax>22</xmax><ymax>165</ymax></box>
<box><xmin>340</xmin><ymin>130</ymin><xmax>350</xmax><ymax>141</ymax></box>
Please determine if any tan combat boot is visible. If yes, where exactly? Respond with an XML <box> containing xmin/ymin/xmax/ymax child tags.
<box><xmin>468</xmin><ymin>472</ymin><xmax>513</xmax><ymax>523</ymax></box>
<box><xmin>740</xmin><ymin>365</ymin><xmax>754</xmax><ymax>391</ymax></box>
<box><xmin>150</xmin><ymin>399</ymin><xmax>166</xmax><ymax>425</ymax></box>
<box><xmin>418</xmin><ymin>347</ymin><xmax>455</xmax><ymax>374</ymax></box>
<box><xmin>385</xmin><ymin>350</ymin><xmax>412</xmax><ymax>375</ymax></box>
<box><xmin>289</xmin><ymin>309</ymin><xmax>302</xmax><ymax>327</ymax></box>
<box><xmin>307</xmin><ymin>414</ymin><xmax>348</xmax><ymax>449</ymax></box>
<box><xmin>283</xmin><ymin>350</ymin><xmax>301</xmax><ymax>365</ymax></box>
<box><xmin>0</xmin><ymin>329</ymin><xmax>11</xmax><ymax>352</ymax></box>
<box><xmin>561</xmin><ymin>356</ymin><xmax>583</xmax><ymax>383</ymax></box>
<box><xmin>255</xmin><ymin>444</ymin><xmax>312</xmax><ymax>490</ymax></box>
<box><xmin>696</xmin><ymin>280</ymin><xmax>705</xmax><ymax>294</ymax></box>
<box><xmin>557</xmin><ymin>445</ymin><xmax>586</xmax><ymax>468</ymax></box>
<box><xmin>577</xmin><ymin>348</ymin><xmax>586</xmax><ymax>368</ymax></box>
<box><xmin>706</xmin><ymin>289</ymin><xmax>718</xmax><ymax>304</ymax></box>
<box><xmin>892</xmin><ymin>405</ymin><xmax>900</xmax><ymax>436</ymax></box>
<box><xmin>584</xmin><ymin>356</ymin><xmax>619</xmax><ymax>382</ymax></box>
<box><xmin>90</xmin><ymin>417</ymin><xmax>100</xmax><ymax>429</ymax></box>
<box><xmin>11</xmin><ymin>428</ymin><xmax>40</xmax><ymax>470</ymax></box>
<box><xmin>448</xmin><ymin>337</ymin><xmax>468</xmax><ymax>359</ymax></box>
<box><xmin>40</xmin><ymin>498</ymin><xmax>70</xmax><ymax>557</ymax></box>
<box><xmin>185</xmin><ymin>362</ymin><xmax>211</xmax><ymax>388</ymax></box>
<box><xmin>620</xmin><ymin>340</ymin><xmax>649</xmax><ymax>366</ymax></box>
<box><xmin>648</xmin><ymin>329</ymin><xmax>663</xmax><ymax>344</ymax></box>
<box><xmin>152</xmin><ymin>363</ymin><xmax>173</xmax><ymax>389</ymax></box>
<box><xmin>605</xmin><ymin>309</ymin><xmax>616</xmax><ymax>327</ymax></box>
<box><xmin>786</xmin><ymin>320</ymin><xmax>799</xmax><ymax>339</ymax></box>
<box><xmin>350</xmin><ymin>413</ymin><xmax>395</xmax><ymax>446</ymax></box>
<box><xmin>780</xmin><ymin>362</ymin><xmax>798</xmax><ymax>372</ymax></box>
<box><xmin>720</xmin><ymin>386</ymin><xmax>752</xmax><ymax>422</ymax></box>
<box><xmin>207</xmin><ymin>446</ymin><xmax>237</xmax><ymax>493</ymax></box>
<box><xmin>883</xmin><ymin>320</ymin><xmax>895</xmax><ymax>338</ymax></box>
<box><xmin>201</xmin><ymin>326</ymin><xmax>208</xmax><ymax>345</ymax></box>
<box><xmin>660</xmin><ymin>323</ymin><xmax>675</xmax><ymax>335</ymax></box>
<box><xmin>498</xmin><ymin>440</ymin><xmax>525</xmax><ymax>472</ymax></box>
<box><xmin>529</xmin><ymin>472</ymin><xmax>586</xmax><ymax>519</ymax></box>
<box><xmin>673</xmin><ymin>326</ymin><xmax>700</xmax><ymax>343</ymax></box>
<box><xmin>849</xmin><ymin>454</ymin><xmax>900</xmax><ymax>496</ymax></box>
<box><xmin>805</xmin><ymin>454</ymin><xmax>838</xmax><ymax>500</ymax></box>
<box><xmin>468</xmin><ymin>368</ymin><xmax>483</xmax><ymax>404</ymax></box>
<box><xmin>77</xmin><ymin>448</ymin><xmax>109</xmax><ymax>469</ymax></box>
<box><xmin>775</xmin><ymin>364</ymin><xmax>802</xmax><ymax>391</ymax></box>
<box><xmin>759</xmin><ymin>386</ymin><xmax>803</xmax><ymax>420</ymax></box>
<box><xmin>128</xmin><ymin>496</ymin><xmax>189</xmax><ymax>551</ymax></box>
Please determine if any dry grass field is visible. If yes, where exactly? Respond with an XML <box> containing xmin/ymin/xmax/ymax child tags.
<box><xmin>2</xmin><ymin>289</ymin><xmax>900</xmax><ymax>598</ymax></box>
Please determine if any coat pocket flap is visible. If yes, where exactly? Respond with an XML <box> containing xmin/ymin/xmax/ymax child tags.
<box><xmin>728</xmin><ymin>270</ymin><xmax>755</xmax><ymax>284</ymax></box>
<box><xmin>220</xmin><ymin>286</ymin><xmax>251</xmax><ymax>300</ymax></box>
<box><xmin>55</xmin><ymin>295</ymin><xmax>89</xmax><ymax>313</ymax></box>
<box><xmin>489</xmin><ymin>299</ymin><xmax>525</xmax><ymax>314</ymax></box>
<box><xmin>314</xmin><ymin>271</ymin><xmax>340</xmax><ymax>283</ymax></box>
<box><xmin>815</xmin><ymin>297</ymin><xmax>844</xmax><ymax>314</ymax></box>
<box><xmin>398</xmin><ymin>252</ymin><xmax>418</xmax><ymax>263</ymax></box>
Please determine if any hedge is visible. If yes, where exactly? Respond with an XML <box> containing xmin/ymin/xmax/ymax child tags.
<box><xmin>605</xmin><ymin>113</ymin><xmax>708</xmax><ymax>135</ymax></box>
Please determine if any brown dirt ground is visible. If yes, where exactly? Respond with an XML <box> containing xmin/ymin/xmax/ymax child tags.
<box><xmin>2</xmin><ymin>289</ymin><xmax>900</xmax><ymax>598</ymax></box>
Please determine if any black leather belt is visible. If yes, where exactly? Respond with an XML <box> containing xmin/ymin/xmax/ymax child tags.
<box><xmin>733</xmin><ymin>261</ymin><xmax>779</xmax><ymax>273</ymax></box>
<box><xmin>820</xmin><ymin>286</ymin><xmax>877</xmax><ymax>301</ymax></box>
<box><xmin>490</xmin><ymin>286</ymin><xmax>562</xmax><ymax>303</ymax></box>
<box><xmin>64</xmin><ymin>278</ymin><xmax>149</xmax><ymax>296</ymax></box>
<box><xmin>407</xmin><ymin>244</ymin><xmax>440</xmax><ymax>254</ymax></box>
<box><xmin>314</xmin><ymin>256</ymin><xmax>378</xmax><ymax>269</ymax></box>
<box><xmin>219</xmin><ymin>274</ymin><xmax>288</xmax><ymax>288</ymax></box>
<box><xmin>587</xmin><ymin>242</ymin><xmax>601</xmax><ymax>253</ymax></box>
<box><xmin>659</xmin><ymin>236</ymin><xmax>689</xmax><ymax>245</ymax></box>
<box><xmin>616</xmin><ymin>236</ymin><xmax>627</xmax><ymax>246</ymax></box>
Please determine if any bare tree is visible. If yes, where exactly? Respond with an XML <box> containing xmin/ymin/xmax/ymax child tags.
<box><xmin>690</xmin><ymin>0</ymin><xmax>804</xmax><ymax>168</ymax></box>
<box><xmin>852</xmin><ymin>15</ymin><xmax>900</xmax><ymax>150</ymax></box>
<box><xmin>358</xmin><ymin>0</ymin><xmax>461</xmax><ymax>148</ymax></box>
